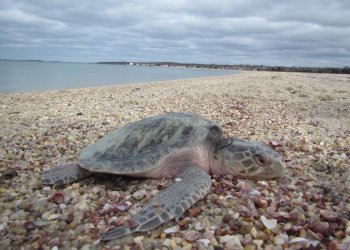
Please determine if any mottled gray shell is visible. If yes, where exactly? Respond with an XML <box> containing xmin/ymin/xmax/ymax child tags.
<box><xmin>79</xmin><ymin>112</ymin><xmax>219</xmax><ymax>174</ymax></box>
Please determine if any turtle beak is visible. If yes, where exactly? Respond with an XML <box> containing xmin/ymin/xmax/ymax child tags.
<box><xmin>273</xmin><ymin>158</ymin><xmax>286</xmax><ymax>178</ymax></box>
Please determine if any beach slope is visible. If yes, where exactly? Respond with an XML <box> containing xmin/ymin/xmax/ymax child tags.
<box><xmin>0</xmin><ymin>71</ymin><xmax>349</xmax><ymax>249</ymax></box>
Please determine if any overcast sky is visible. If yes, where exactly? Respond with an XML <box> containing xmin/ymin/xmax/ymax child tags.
<box><xmin>0</xmin><ymin>0</ymin><xmax>349</xmax><ymax>67</ymax></box>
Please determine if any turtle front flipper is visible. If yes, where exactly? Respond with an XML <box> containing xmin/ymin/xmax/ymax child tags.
<box><xmin>42</xmin><ymin>162</ymin><xmax>93</xmax><ymax>186</ymax></box>
<box><xmin>101</xmin><ymin>166</ymin><xmax>212</xmax><ymax>241</ymax></box>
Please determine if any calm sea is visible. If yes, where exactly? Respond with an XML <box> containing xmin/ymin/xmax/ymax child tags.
<box><xmin>0</xmin><ymin>60</ymin><xmax>237</xmax><ymax>93</ymax></box>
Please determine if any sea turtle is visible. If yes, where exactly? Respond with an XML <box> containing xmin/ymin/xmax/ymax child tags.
<box><xmin>42</xmin><ymin>112</ymin><xmax>285</xmax><ymax>240</ymax></box>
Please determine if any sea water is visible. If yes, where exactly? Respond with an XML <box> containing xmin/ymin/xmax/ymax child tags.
<box><xmin>0</xmin><ymin>60</ymin><xmax>238</xmax><ymax>93</ymax></box>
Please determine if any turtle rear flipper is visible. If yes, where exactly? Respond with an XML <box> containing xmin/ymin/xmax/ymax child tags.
<box><xmin>101</xmin><ymin>166</ymin><xmax>211</xmax><ymax>241</ymax></box>
<box><xmin>42</xmin><ymin>162</ymin><xmax>93</xmax><ymax>186</ymax></box>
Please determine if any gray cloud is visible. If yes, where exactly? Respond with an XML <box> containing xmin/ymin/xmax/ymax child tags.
<box><xmin>0</xmin><ymin>0</ymin><xmax>349</xmax><ymax>66</ymax></box>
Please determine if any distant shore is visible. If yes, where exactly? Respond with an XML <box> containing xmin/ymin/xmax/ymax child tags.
<box><xmin>2</xmin><ymin>59</ymin><xmax>349</xmax><ymax>74</ymax></box>
<box><xmin>97</xmin><ymin>61</ymin><xmax>350</xmax><ymax>74</ymax></box>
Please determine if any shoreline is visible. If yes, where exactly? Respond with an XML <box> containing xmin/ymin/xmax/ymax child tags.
<box><xmin>0</xmin><ymin>60</ymin><xmax>239</xmax><ymax>94</ymax></box>
<box><xmin>0</xmin><ymin>72</ymin><xmax>241</xmax><ymax>95</ymax></box>
<box><xmin>0</xmin><ymin>71</ymin><xmax>349</xmax><ymax>249</ymax></box>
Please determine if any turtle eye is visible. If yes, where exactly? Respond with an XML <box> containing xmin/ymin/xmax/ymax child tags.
<box><xmin>253</xmin><ymin>154</ymin><xmax>267</xmax><ymax>166</ymax></box>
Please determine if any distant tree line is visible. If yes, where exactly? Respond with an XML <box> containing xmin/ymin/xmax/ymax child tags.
<box><xmin>254</xmin><ymin>65</ymin><xmax>350</xmax><ymax>74</ymax></box>
<box><xmin>97</xmin><ymin>62</ymin><xmax>350</xmax><ymax>74</ymax></box>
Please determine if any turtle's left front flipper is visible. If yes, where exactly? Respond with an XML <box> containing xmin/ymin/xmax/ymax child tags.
<box><xmin>101</xmin><ymin>166</ymin><xmax>212</xmax><ymax>241</ymax></box>
<box><xmin>42</xmin><ymin>162</ymin><xmax>93</xmax><ymax>186</ymax></box>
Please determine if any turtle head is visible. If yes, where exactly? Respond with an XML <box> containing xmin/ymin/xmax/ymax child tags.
<box><xmin>215</xmin><ymin>138</ymin><xmax>285</xmax><ymax>179</ymax></box>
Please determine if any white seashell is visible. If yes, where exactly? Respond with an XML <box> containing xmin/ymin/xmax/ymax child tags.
<box><xmin>261</xmin><ymin>215</ymin><xmax>277</xmax><ymax>229</ymax></box>
<box><xmin>274</xmin><ymin>237</ymin><xmax>284</xmax><ymax>245</ymax></box>
<box><xmin>197</xmin><ymin>239</ymin><xmax>210</xmax><ymax>247</ymax></box>
<box><xmin>253</xmin><ymin>239</ymin><xmax>263</xmax><ymax>247</ymax></box>
<box><xmin>274</xmin><ymin>234</ymin><xmax>288</xmax><ymax>245</ymax></box>
<box><xmin>47</xmin><ymin>214</ymin><xmax>61</xmax><ymax>221</ymax></box>
<box><xmin>184</xmin><ymin>230</ymin><xmax>200</xmax><ymax>242</ymax></box>
<box><xmin>132</xmin><ymin>190</ymin><xmax>146</xmax><ymax>200</ymax></box>
<box><xmin>249</xmin><ymin>189</ymin><xmax>261</xmax><ymax>196</ymax></box>
<box><xmin>257</xmin><ymin>180</ymin><xmax>268</xmax><ymax>186</ymax></box>
<box><xmin>0</xmin><ymin>223</ymin><xmax>7</xmax><ymax>231</ymax></box>
<box><xmin>76</xmin><ymin>200</ymin><xmax>89</xmax><ymax>210</ymax></box>
<box><xmin>108</xmin><ymin>216</ymin><xmax>119</xmax><ymax>224</ymax></box>
<box><xmin>102</xmin><ymin>203</ymin><xmax>112</xmax><ymax>213</ymax></box>
<box><xmin>250</xmin><ymin>226</ymin><xmax>257</xmax><ymax>238</ymax></box>
<box><xmin>224</xmin><ymin>195</ymin><xmax>234</xmax><ymax>201</ymax></box>
<box><xmin>289</xmin><ymin>237</ymin><xmax>307</xmax><ymax>243</ymax></box>
<box><xmin>175</xmin><ymin>178</ymin><xmax>182</xmax><ymax>182</ymax></box>
<box><xmin>164</xmin><ymin>225</ymin><xmax>179</xmax><ymax>234</ymax></box>
<box><xmin>84</xmin><ymin>223</ymin><xmax>95</xmax><ymax>231</ymax></box>
<box><xmin>93</xmin><ymin>239</ymin><xmax>101</xmax><ymax>246</ymax></box>
<box><xmin>92</xmin><ymin>186</ymin><xmax>101</xmax><ymax>194</ymax></box>
<box><xmin>203</xmin><ymin>230</ymin><xmax>215</xmax><ymax>239</ymax></box>
<box><xmin>115</xmin><ymin>202</ymin><xmax>131</xmax><ymax>211</ymax></box>
<box><xmin>194</xmin><ymin>222</ymin><xmax>205</xmax><ymax>231</ymax></box>
<box><xmin>59</xmin><ymin>204</ymin><xmax>66</xmax><ymax>210</ymax></box>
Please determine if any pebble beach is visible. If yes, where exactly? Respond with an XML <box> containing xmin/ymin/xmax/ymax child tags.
<box><xmin>0</xmin><ymin>71</ymin><xmax>349</xmax><ymax>249</ymax></box>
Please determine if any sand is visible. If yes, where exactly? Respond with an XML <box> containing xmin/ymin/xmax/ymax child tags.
<box><xmin>0</xmin><ymin>71</ymin><xmax>349</xmax><ymax>249</ymax></box>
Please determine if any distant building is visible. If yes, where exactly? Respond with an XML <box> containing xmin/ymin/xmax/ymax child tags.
<box><xmin>129</xmin><ymin>62</ymin><xmax>134</xmax><ymax>66</ymax></box>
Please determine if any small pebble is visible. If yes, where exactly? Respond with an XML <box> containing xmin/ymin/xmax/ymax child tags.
<box><xmin>309</xmin><ymin>222</ymin><xmax>329</xmax><ymax>234</ymax></box>
<box><xmin>10</xmin><ymin>210</ymin><xmax>27</xmax><ymax>220</ymax></box>
<box><xmin>133</xmin><ymin>235</ymin><xmax>144</xmax><ymax>244</ymax></box>
<box><xmin>289</xmin><ymin>237</ymin><xmax>307</xmax><ymax>244</ymax></box>
<box><xmin>3</xmin><ymin>168</ymin><xmax>17</xmax><ymax>179</ymax></box>
<box><xmin>92</xmin><ymin>186</ymin><xmax>101</xmax><ymax>194</ymax></box>
<box><xmin>346</xmin><ymin>226</ymin><xmax>350</xmax><ymax>236</ymax></box>
<box><xmin>164</xmin><ymin>225</ymin><xmax>179</xmax><ymax>234</ymax></box>
<box><xmin>261</xmin><ymin>215</ymin><xmax>277</xmax><ymax>230</ymax></box>
<box><xmin>253</xmin><ymin>239</ymin><xmax>263</xmax><ymax>248</ymax></box>
<box><xmin>115</xmin><ymin>202</ymin><xmax>131</xmax><ymax>212</ymax></box>
<box><xmin>250</xmin><ymin>226</ymin><xmax>257</xmax><ymax>238</ymax></box>
<box><xmin>195</xmin><ymin>222</ymin><xmax>205</xmax><ymax>231</ymax></box>
<box><xmin>184</xmin><ymin>231</ymin><xmax>200</xmax><ymax>243</ymax></box>
<box><xmin>203</xmin><ymin>230</ymin><xmax>215</xmax><ymax>239</ymax></box>
<box><xmin>33</xmin><ymin>197</ymin><xmax>49</xmax><ymax>209</ymax></box>
<box><xmin>162</xmin><ymin>238</ymin><xmax>171</xmax><ymax>247</ymax></box>
<box><xmin>49</xmin><ymin>192</ymin><xmax>64</xmax><ymax>204</ymax></box>
<box><xmin>75</xmin><ymin>200</ymin><xmax>89</xmax><ymax>211</ymax></box>
<box><xmin>320</xmin><ymin>210</ymin><xmax>338</xmax><ymax>222</ymax></box>
<box><xmin>48</xmin><ymin>214</ymin><xmax>61</xmax><ymax>221</ymax></box>
<box><xmin>219</xmin><ymin>235</ymin><xmax>235</xmax><ymax>244</ymax></box>
<box><xmin>226</xmin><ymin>239</ymin><xmax>243</xmax><ymax>249</ymax></box>
<box><xmin>132</xmin><ymin>190</ymin><xmax>146</xmax><ymax>200</ymax></box>
<box><xmin>274</xmin><ymin>236</ymin><xmax>285</xmax><ymax>245</ymax></box>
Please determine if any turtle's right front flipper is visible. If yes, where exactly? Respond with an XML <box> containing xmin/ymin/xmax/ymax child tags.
<box><xmin>101</xmin><ymin>165</ymin><xmax>211</xmax><ymax>241</ymax></box>
<box><xmin>42</xmin><ymin>162</ymin><xmax>93</xmax><ymax>186</ymax></box>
